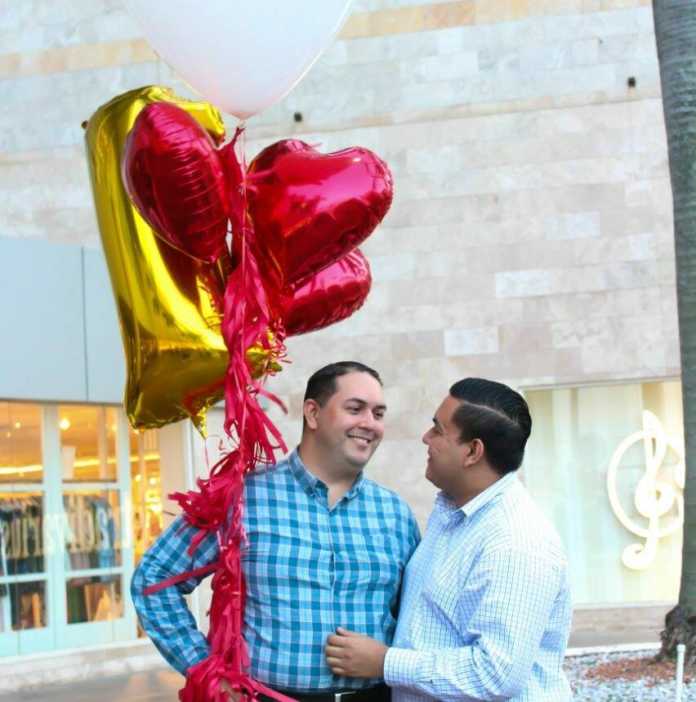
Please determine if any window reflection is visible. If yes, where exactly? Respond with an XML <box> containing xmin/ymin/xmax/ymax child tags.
<box><xmin>0</xmin><ymin>581</ymin><xmax>47</xmax><ymax>632</ymax></box>
<box><xmin>66</xmin><ymin>575</ymin><xmax>122</xmax><ymax>624</ymax></box>
<box><xmin>63</xmin><ymin>490</ymin><xmax>121</xmax><ymax>570</ymax></box>
<box><xmin>0</xmin><ymin>492</ymin><xmax>44</xmax><ymax>576</ymax></box>
<box><xmin>0</xmin><ymin>403</ymin><xmax>43</xmax><ymax>484</ymax></box>
<box><xmin>59</xmin><ymin>405</ymin><xmax>118</xmax><ymax>482</ymax></box>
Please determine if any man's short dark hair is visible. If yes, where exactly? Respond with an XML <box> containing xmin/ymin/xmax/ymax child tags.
<box><xmin>304</xmin><ymin>361</ymin><xmax>382</xmax><ymax>406</ymax></box>
<box><xmin>449</xmin><ymin>378</ymin><xmax>532</xmax><ymax>476</ymax></box>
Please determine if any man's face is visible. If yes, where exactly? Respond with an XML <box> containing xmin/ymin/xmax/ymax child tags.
<box><xmin>310</xmin><ymin>372</ymin><xmax>386</xmax><ymax>471</ymax></box>
<box><xmin>422</xmin><ymin>395</ymin><xmax>470</xmax><ymax>493</ymax></box>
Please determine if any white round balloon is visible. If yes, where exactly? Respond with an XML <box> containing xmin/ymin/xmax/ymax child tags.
<box><xmin>125</xmin><ymin>0</ymin><xmax>352</xmax><ymax>119</ymax></box>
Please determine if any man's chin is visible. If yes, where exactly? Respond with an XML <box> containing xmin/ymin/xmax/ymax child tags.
<box><xmin>425</xmin><ymin>464</ymin><xmax>438</xmax><ymax>488</ymax></box>
<box><xmin>344</xmin><ymin>445</ymin><xmax>376</xmax><ymax>470</ymax></box>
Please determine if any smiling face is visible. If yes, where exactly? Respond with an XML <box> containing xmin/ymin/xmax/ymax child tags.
<box><xmin>304</xmin><ymin>371</ymin><xmax>386</xmax><ymax>472</ymax></box>
<box><xmin>422</xmin><ymin>395</ymin><xmax>472</xmax><ymax>494</ymax></box>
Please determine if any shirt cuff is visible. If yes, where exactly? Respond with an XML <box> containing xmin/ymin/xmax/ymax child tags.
<box><xmin>384</xmin><ymin>647</ymin><xmax>431</xmax><ymax>688</ymax></box>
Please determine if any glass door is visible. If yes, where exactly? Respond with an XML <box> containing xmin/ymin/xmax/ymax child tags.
<box><xmin>54</xmin><ymin>405</ymin><xmax>136</xmax><ymax>649</ymax></box>
<box><xmin>0</xmin><ymin>403</ymin><xmax>52</xmax><ymax>657</ymax></box>
<box><xmin>0</xmin><ymin>402</ymin><xmax>143</xmax><ymax>659</ymax></box>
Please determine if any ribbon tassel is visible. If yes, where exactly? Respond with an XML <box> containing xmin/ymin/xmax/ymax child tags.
<box><xmin>171</xmin><ymin>127</ymin><xmax>290</xmax><ymax>702</ymax></box>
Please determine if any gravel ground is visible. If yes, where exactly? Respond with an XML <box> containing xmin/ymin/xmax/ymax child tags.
<box><xmin>565</xmin><ymin>649</ymin><xmax>695</xmax><ymax>701</ymax></box>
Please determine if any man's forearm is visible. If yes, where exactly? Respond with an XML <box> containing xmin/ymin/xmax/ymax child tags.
<box><xmin>131</xmin><ymin>518</ymin><xmax>219</xmax><ymax>674</ymax></box>
<box><xmin>384</xmin><ymin>645</ymin><xmax>526</xmax><ymax>702</ymax></box>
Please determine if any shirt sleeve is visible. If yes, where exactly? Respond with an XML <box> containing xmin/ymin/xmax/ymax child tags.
<box><xmin>391</xmin><ymin>506</ymin><xmax>422</xmax><ymax>621</ymax></box>
<box><xmin>383</xmin><ymin>548</ymin><xmax>563</xmax><ymax>701</ymax></box>
<box><xmin>131</xmin><ymin>516</ymin><xmax>220</xmax><ymax>675</ymax></box>
<box><xmin>406</xmin><ymin>509</ymin><xmax>421</xmax><ymax>558</ymax></box>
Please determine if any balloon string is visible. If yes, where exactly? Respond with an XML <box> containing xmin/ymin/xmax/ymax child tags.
<box><xmin>237</xmin><ymin>125</ymin><xmax>249</xmax><ymax>444</ymax></box>
<box><xmin>160</xmin><ymin>124</ymin><xmax>289</xmax><ymax>702</ymax></box>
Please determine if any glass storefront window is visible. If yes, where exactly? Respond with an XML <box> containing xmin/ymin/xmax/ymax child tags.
<box><xmin>0</xmin><ymin>403</ymin><xmax>43</xmax><ymax>484</ymax></box>
<box><xmin>130</xmin><ymin>429</ymin><xmax>162</xmax><ymax>563</ymax></box>
<box><xmin>0</xmin><ymin>399</ymin><xmax>164</xmax><ymax>654</ymax></box>
<box><xmin>0</xmin><ymin>492</ymin><xmax>44</xmax><ymax>576</ymax></box>
<box><xmin>63</xmin><ymin>490</ymin><xmax>121</xmax><ymax>571</ymax></box>
<box><xmin>58</xmin><ymin>405</ymin><xmax>118</xmax><ymax>482</ymax></box>
<box><xmin>523</xmin><ymin>380</ymin><xmax>683</xmax><ymax>605</ymax></box>
<box><xmin>0</xmin><ymin>581</ymin><xmax>47</xmax><ymax>632</ymax></box>
<box><xmin>66</xmin><ymin>575</ymin><xmax>122</xmax><ymax>624</ymax></box>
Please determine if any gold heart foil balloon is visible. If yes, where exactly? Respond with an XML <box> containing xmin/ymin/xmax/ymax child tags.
<box><xmin>84</xmin><ymin>86</ymin><xmax>231</xmax><ymax>432</ymax></box>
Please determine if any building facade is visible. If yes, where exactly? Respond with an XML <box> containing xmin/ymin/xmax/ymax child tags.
<box><xmin>0</xmin><ymin>0</ymin><xmax>682</xmax><ymax>677</ymax></box>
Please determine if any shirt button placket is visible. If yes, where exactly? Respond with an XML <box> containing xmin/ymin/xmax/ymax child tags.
<box><xmin>327</xmin><ymin>504</ymin><xmax>337</xmax><ymax>635</ymax></box>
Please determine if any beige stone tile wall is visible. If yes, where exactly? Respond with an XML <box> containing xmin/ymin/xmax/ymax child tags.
<box><xmin>0</xmin><ymin>0</ymin><xmax>676</xmax><ymax>523</ymax></box>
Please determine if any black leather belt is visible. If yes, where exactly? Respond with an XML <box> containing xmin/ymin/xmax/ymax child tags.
<box><xmin>259</xmin><ymin>683</ymin><xmax>390</xmax><ymax>702</ymax></box>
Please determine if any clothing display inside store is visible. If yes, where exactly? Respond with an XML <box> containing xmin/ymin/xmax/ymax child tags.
<box><xmin>0</xmin><ymin>495</ymin><xmax>43</xmax><ymax>576</ymax></box>
<box><xmin>0</xmin><ymin>495</ymin><xmax>46</xmax><ymax>632</ymax></box>
<box><xmin>64</xmin><ymin>492</ymin><xmax>120</xmax><ymax>570</ymax></box>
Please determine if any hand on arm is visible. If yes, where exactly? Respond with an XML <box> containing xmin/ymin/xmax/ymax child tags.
<box><xmin>325</xmin><ymin>628</ymin><xmax>388</xmax><ymax>679</ymax></box>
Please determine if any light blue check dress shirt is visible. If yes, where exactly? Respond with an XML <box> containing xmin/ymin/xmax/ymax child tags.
<box><xmin>131</xmin><ymin>450</ymin><xmax>420</xmax><ymax>692</ymax></box>
<box><xmin>384</xmin><ymin>472</ymin><xmax>572</xmax><ymax>701</ymax></box>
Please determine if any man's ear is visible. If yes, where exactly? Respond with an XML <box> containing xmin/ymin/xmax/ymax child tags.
<box><xmin>303</xmin><ymin>399</ymin><xmax>321</xmax><ymax>430</ymax></box>
<box><xmin>463</xmin><ymin>438</ymin><xmax>485</xmax><ymax>466</ymax></box>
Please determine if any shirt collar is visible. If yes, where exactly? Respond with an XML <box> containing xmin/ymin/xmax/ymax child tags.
<box><xmin>435</xmin><ymin>471</ymin><xmax>519</xmax><ymax>523</ymax></box>
<box><xmin>288</xmin><ymin>448</ymin><xmax>366</xmax><ymax>502</ymax></box>
<box><xmin>460</xmin><ymin>471</ymin><xmax>518</xmax><ymax>518</ymax></box>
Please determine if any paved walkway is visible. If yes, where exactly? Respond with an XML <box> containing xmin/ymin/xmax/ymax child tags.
<box><xmin>1</xmin><ymin>629</ymin><xmax>662</xmax><ymax>702</ymax></box>
<box><xmin>3</xmin><ymin>668</ymin><xmax>182</xmax><ymax>702</ymax></box>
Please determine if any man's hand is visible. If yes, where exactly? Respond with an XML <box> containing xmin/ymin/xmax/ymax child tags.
<box><xmin>325</xmin><ymin>627</ymin><xmax>388</xmax><ymax>679</ymax></box>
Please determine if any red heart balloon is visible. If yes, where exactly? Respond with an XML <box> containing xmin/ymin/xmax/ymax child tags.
<box><xmin>122</xmin><ymin>102</ymin><xmax>229</xmax><ymax>263</ymax></box>
<box><xmin>246</xmin><ymin>139</ymin><xmax>392</xmax><ymax>288</ymax></box>
<box><xmin>280</xmin><ymin>249</ymin><xmax>372</xmax><ymax>336</ymax></box>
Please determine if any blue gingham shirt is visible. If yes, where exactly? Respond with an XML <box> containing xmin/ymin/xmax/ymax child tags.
<box><xmin>384</xmin><ymin>473</ymin><xmax>572</xmax><ymax>701</ymax></box>
<box><xmin>132</xmin><ymin>450</ymin><xmax>420</xmax><ymax>692</ymax></box>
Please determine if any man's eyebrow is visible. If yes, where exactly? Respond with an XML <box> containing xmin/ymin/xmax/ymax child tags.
<box><xmin>344</xmin><ymin>398</ymin><xmax>387</xmax><ymax>411</ymax></box>
<box><xmin>345</xmin><ymin>397</ymin><xmax>368</xmax><ymax>405</ymax></box>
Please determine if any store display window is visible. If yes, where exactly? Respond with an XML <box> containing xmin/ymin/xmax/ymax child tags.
<box><xmin>0</xmin><ymin>403</ymin><xmax>43</xmax><ymax>484</ymax></box>
<box><xmin>0</xmin><ymin>401</ymin><xmax>161</xmax><ymax>657</ymax></box>
<box><xmin>1</xmin><ymin>582</ymin><xmax>46</xmax><ymax>633</ymax></box>
<box><xmin>66</xmin><ymin>575</ymin><xmax>122</xmax><ymax>624</ymax></box>
<box><xmin>63</xmin><ymin>490</ymin><xmax>121</xmax><ymax>570</ymax></box>
<box><xmin>130</xmin><ymin>429</ymin><xmax>162</xmax><ymax>563</ymax></box>
<box><xmin>58</xmin><ymin>405</ymin><xmax>118</xmax><ymax>482</ymax></box>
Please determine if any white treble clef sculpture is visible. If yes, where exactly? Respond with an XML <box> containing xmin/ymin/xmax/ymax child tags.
<box><xmin>606</xmin><ymin>410</ymin><xmax>684</xmax><ymax>570</ymax></box>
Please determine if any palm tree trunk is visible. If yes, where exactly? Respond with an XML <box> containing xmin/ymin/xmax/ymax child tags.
<box><xmin>653</xmin><ymin>0</ymin><xmax>696</xmax><ymax>663</ymax></box>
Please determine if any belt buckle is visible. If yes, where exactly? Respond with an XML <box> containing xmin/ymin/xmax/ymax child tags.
<box><xmin>334</xmin><ymin>693</ymin><xmax>356</xmax><ymax>702</ymax></box>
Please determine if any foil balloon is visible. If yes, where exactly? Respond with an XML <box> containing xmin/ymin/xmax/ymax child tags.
<box><xmin>84</xmin><ymin>86</ymin><xmax>232</xmax><ymax>432</ymax></box>
<box><xmin>246</xmin><ymin>139</ymin><xmax>393</xmax><ymax>289</ymax></box>
<box><xmin>122</xmin><ymin>102</ymin><xmax>230</xmax><ymax>263</ymax></box>
<box><xmin>281</xmin><ymin>249</ymin><xmax>372</xmax><ymax>336</ymax></box>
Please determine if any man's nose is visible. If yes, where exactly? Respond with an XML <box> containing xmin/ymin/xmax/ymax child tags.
<box><xmin>359</xmin><ymin>410</ymin><xmax>379</xmax><ymax>430</ymax></box>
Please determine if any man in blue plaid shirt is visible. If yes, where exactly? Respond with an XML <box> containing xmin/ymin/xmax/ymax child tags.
<box><xmin>132</xmin><ymin>361</ymin><xmax>420</xmax><ymax>702</ymax></box>
<box><xmin>326</xmin><ymin>378</ymin><xmax>572</xmax><ymax>701</ymax></box>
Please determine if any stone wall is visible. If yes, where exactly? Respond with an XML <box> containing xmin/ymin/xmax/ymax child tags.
<box><xmin>1</xmin><ymin>0</ymin><xmax>677</xmax><ymax>523</ymax></box>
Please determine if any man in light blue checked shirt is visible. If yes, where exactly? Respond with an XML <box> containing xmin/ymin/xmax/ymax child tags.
<box><xmin>132</xmin><ymin>361</ymin><xmax>420</xmax><ymax>702</ymax></box>
<box><xmin>326</xmin><ymin>378</ymin><xmax>572</xmax><ymax>701</ymax></box>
